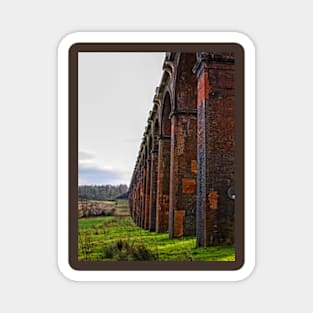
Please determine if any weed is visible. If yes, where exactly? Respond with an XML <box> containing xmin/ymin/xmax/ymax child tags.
<box><xmin>78</xmin><ymin>216</ymin><xmax>235</xmax><ymax>261</ymax></box>
<box><xmin>131</xmin><ymin>245</ymin><xmax>157</xmax><ymax>261</ymax></box>
<box><xmin>104</xmin><ymin>245</ymin><xmax>116</xmax><ymax>258</ymax></box>
<box><xmin>102</xmin><ymin>239</ymin><xmax>157</xmax><ymax>261</ymax></box>
<box><xmin>78</xmin><ymin>230</ymin><xmax>94</xmax><ymax>261</ymax></box>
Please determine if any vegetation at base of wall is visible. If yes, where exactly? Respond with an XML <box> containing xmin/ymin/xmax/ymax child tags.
<box><xmin>78</xmin><ymin>214</ymin><xmax>235</xmax><ymax>262</ymax></box>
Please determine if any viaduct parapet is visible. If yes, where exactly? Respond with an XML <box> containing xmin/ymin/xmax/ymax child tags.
<box><xmin>128</xmin><ymin>52</ymin><xmax>235</xmax><ymax>247</ymax></box>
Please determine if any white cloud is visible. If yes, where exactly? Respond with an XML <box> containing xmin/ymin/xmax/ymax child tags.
<box><xmin>78</xmin><ymin>52</ymin><xmax>165</xmax><ymax>186</ymax></box>
<box><xmin>79</xmin><ymin>164</ymin><xmax>129</xmax><ymax>186</ymax></box>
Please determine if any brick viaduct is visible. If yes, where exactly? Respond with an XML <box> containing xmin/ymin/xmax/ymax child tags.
<box><xmin>128</xmin><ymin>52</ymin><xmax>236</xmax><ymax>247</ymax></box>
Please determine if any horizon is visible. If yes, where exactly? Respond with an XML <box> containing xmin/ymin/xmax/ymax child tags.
<box><xmin>78</xmin><ymin>183</ymin><xmax>128</xmax><ymax>188</ymax></box>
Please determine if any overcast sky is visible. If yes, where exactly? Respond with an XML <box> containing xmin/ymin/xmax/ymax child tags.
<box><xmin>78</xmin><ymin>52</ymin><xmax>165</xmax><ymax>186</ymax></box>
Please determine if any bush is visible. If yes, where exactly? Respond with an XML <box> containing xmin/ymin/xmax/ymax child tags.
<box><xmin>131</xmin><ymin>245</ymin><xmax>157</xmax><ymax>261</ymax></box>
<box><xmin>102</xmin><ymin>239</ymin><xmax>158</xmax><ymax>261</ymax></box>
<box><xmin>104</xmin><ymin>245</ymin><xmax>116</xmax><ymax>258</ymax></box>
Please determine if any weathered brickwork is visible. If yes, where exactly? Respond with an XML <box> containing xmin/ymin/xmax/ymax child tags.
<box><xmin>144</xmin><ymin>157</ymin><xmax>151</xmax><ymax>230</ymax></box>
<box><xmin>155</xmin><ymin>91</ymin><xmax>171</xmax><ymax>232</ymax></box>
<box><xmin>129</xmin><ymin>52</ymin><xmax>235</xmax><ymax>247</ymax></box>
<box><xmin>156</xmin><ymin>137</ymin><xmax>170</xmax><ymax>232</ymax></box>
<box><xmin>168</xmin><ymin>53</ymin><xmax>198</xmax><ymax>237</ymax></box>
<box><xmin>193</xmin><ymin>52</ymin><xmax>235</xmax><ymax>246</ymax></box>
<box><xmin>169</xmin><ymin>114</ymin><xmax>197</xmax><ymax>237</ymax></box>
<box><xmin>149</xmin><ymin>149</ymin><xmax>158</xmax><ymax>231</ymax></box>
<box><xmin>139</xmin><ymin>163</ymin><xmax>145</xmax><ymax>228</ymax></box>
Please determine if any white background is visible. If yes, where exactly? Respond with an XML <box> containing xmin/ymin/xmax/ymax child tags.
<box><xmin>0</xmin><ymin>1</ymin><xmax>312</xmax><ymax>312</ymax></box>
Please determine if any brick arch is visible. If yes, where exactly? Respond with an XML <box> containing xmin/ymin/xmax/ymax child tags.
<box><xmin>174</xmin><ymin>53</ymin><xmax>197</xmax><ymax>110</ymax></box>
<box><xmin>143</xmin><ymin>132</ymin><xmax>152</xmax><ymax>229</ymax></box>
<box><xmin>151</xmin><ymin>118</ymin><xmax>160</xmax><ymax>147</ymax></box>
<box><xmin>160</xmin><ymin>91</ymin><xmax>171</xmax><ymax>137</ymax></box>
<box><xmin>155</xmin><ymin>90</ymin><xmax>171</xmax><ymax>232</ymax></box>
<box><xmin>147</xmin><ymin>132</ymin><xmax>152</xmax><ymax>154</ymax></box>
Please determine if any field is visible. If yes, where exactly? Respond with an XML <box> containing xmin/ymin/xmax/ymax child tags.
<box><xmin>78</xmin><ymin>200</ymin><xmax>235</xmax><ymax>262</ymax></box>
<box><xmin>78</xmin><ymin>198</ymin><xmax>129</xmax><ymax>218</ymax></box>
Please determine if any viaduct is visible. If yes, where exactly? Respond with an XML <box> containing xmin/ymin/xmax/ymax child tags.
<box><xmin>128</xmin><ymin>52</ymin><xmax>236</xmax><ymax>247</ymax></box>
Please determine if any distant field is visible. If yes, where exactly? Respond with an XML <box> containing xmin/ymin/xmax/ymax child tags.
<box><xmin>78</xmin><ymin>212</ymin><xmax>235</xmax><ymax>262</ymax></box>
<box><xmin>78</xmin><ymin>199</ymin><xmax>130</xmax><ymax>218</ymax></box>
<box><xmin>113</xmin><ymin>199</ymin><xmax>130</xmax><ymax>216</ymax></box>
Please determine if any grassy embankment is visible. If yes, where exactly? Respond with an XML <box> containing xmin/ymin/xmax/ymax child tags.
<box><xmin>78</xmin><ymin>199</ymin><xmax>235</xmax><ymax>262</ymax></box>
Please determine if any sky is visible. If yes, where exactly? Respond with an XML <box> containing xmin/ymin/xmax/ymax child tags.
<box><xmin>78</xmin><ymin>52</ymin><xmax>165</xmax><ymax>186</ymax></box>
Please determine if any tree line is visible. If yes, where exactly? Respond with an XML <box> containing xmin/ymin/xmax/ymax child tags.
<box><xmin>78</xmin><ymin>184</ymin><xmax>128</xmax><ymax>201</ymax></box>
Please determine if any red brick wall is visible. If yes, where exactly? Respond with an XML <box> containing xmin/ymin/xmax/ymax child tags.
<box><xmin>156</xmin><ymin>138</ymin><xmax>170</xmax><ymax>232</ymax></box>
<box><xmin>129</xmin><ymin>52</ymin><xmax>235</xmax><ymax>247</ymax></box>
<box><xmin>169</xmin><ymin>53</ymin><xmax>197</xmax><ymax>237</ymax></box>
<box><xmin>195</xmin><ymin>53</ymin><xmax>235</xmax><ymax>246</ymax></box>
<box><xmin>149</xmin><ymin>150</ymin><xmax>158</xmax><ymax>231</ymax></box>
<box><xmin>144</xmin><ymin>158</ymin><xmax>151</xmax><ymax>230</ymax></box>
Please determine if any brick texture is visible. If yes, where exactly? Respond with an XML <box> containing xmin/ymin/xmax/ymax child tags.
<box><xmin>129</xmin><ymin>52</ymin><xmax>235</xmax><ymax>247</ymax></box>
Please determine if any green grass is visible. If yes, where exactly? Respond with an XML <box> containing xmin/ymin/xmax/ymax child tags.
<box><xmin>114</xmin><ymin>199</ymin><xmax>130</xmax><ymax>215</ymax></box>
<box><xmin>78</xmin><ymin>215</ymin><xmax>235</xmax><ymax>262</ymax></box>
<box><xmin>93</xmin><ymin>199</ymin><xmax>130</xmax><ymax>216</ymax></box>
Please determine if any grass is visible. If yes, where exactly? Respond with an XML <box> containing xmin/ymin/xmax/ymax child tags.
<box><xmin>78</xmin><ymin>210</ymin><xmax>235</xmax><ymax>262</ymax></box>
<box><xmin>113</xmin><ymin>199</ymin><xmax>130</xmax><ymax>215</ymax></box>
<box><xmin>93</xmin><ymin>199</ymin><xmax>130</xmax><ymax>216</ymax></box>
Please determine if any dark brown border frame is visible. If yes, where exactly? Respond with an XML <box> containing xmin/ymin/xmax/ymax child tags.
<box><xmin>69</xmin><ymin>43</ymin><xmax>244</xmax><ymax>271</ymax></box>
